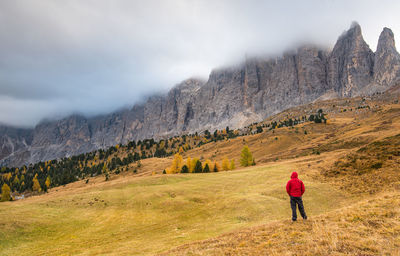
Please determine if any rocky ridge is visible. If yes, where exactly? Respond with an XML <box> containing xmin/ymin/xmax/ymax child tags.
<box><xmin>1</xmin><ymin>23</ymin><xmax>399</xmax><ymax>167</ymax></box>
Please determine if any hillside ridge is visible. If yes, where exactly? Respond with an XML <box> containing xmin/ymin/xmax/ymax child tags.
<box><xmin>1</xmin><ymin>23</ymin><xmax>400</xmax><ymax>167</ymax></box>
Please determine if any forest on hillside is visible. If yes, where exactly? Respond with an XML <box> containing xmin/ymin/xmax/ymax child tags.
<box><xmin>0</xmin><ymin>111</ymin><xmax>326</xmax><ymax>201</ymax></box>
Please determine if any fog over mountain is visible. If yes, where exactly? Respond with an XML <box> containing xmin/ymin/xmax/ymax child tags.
<box><xmin>1</xmin><ymin>19</ymin><xmax>400</xmax><ymax>167</ymax></box>
<box><xmin>1</xmin><ymin>0</ymin><xmax>400</xmax><ymax>127</ymax></box>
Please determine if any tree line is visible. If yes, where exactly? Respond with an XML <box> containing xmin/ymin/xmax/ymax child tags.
<box><xmin>162</xmin><ymin>145</ymin><xmax>255</xmax><ymax>174</ymax></box>
<box><xmin>0</xmin><ymin>109</ymin><xmax>326</xmax><ymax>201</ymax></box>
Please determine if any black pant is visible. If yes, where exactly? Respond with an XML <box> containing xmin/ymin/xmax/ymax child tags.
<box><xmin>290</xmin><ymin>196</ymin><xmax>307</xmax><ymax>221</ymax></box>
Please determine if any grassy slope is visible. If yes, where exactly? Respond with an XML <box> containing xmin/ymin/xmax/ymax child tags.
<box><xmin>161</xmin><ymin>96</ymin><xmax>400</xmax><ymax>255</ymax></box>
<box><xmin>162</xmin><ymin>191</ymin><xmax>400</xmax><ymax>256</ymax></box>
<box><xmin>0</xmin><ymin>163</ymin><xmax>348</xmax><ymax>256</ymax></box>
<box><xmin>0</xmin><ymin>93</ymin><xmax>399</xmax><ymax>255</ymax></box>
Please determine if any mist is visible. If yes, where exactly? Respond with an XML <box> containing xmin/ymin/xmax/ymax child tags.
<box><xmin>0</xmin><ymin>0</ymin><xmax>399</xmax><ymax>127</ymax></box>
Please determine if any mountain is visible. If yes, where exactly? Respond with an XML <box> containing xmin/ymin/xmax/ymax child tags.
<box><xmin>0</xmin><ymin>126</ymin><xmax>33</xmax><ymax>164</ymax></box>
<box><xmin>327</xmin><ymin>22</ymin><xmax>375</xmax><ymax>97</ymax></box>
<box><xmin>374</xmin><ymin>27</ymin><xmax>400</xmax><ymax>87</ymax></box>
<box><xmin>1</xmin><ymin>23</ymin><xmax>399</xmax><ymax>167</ymax></box>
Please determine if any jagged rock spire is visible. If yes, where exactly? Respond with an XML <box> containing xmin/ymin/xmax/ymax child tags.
<box><xmin>327</xmin><ymin>22</ymin><xmax>375</xmax><ymax>97</ymax></box>
<box><xmin>2</xmin><ymin>22</ymin><xmax>400</xmax><ymax>167</ymax></box>
<box><xmin>377</xmin><ymin>27</ymin><xmax>396</xmax><ymax>52</ymax></box>
<box><xmin>374</xmin><ymin>27</ymin><xmax>400</xmax><ymax>86</ymax></box>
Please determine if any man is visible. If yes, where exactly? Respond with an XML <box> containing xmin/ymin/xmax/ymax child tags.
<box><xmin>286</xmin><ymin>171</ymin><xmax>307</xmax><ymax>221</ymax></box>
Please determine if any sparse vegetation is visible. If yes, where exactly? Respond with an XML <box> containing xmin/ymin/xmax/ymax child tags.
<box><xmin>322</xmin><ymin>134</ymin><xmax>400</xmax><ymax>194</ymax></box>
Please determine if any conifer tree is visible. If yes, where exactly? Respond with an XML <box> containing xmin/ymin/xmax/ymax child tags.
<box><xmin>194</xmin><ymin>160</ymin><xmax>203</xmax><ymax>173</ymax></box>
<box><xmin>203</xmin><ymin>159</ymin><xmax>212</xmax><ymax>169</ymax></box>
<box><xmin>186</xmin><ymin>157</ymin><xmax>192</xmax><ymax>172</ymax></box>
<box><xmin>222</xmin><ymin>158</ymin><xmax>230</xmax><ymax>171</ymax></box>
<box><xmin>230</xmin><ymin>159</ymin><xmax>235</xmax><ymax>170</ymax></box>
<box><xmin>45</xmin><ymin>176</ymin><xmax>51</xmax><ymax>189</ymax></box>
<box><xmin>240</xmin><ymin>145</ymin><xmax>253</xmax><ymax>167</ymax></box>
<box><xmin>32</xmin><ymin>174</ymin><xmax>42</xmax><ymax>192</ymax></box>
<box><xmin>203</xmin><ymin>163</ymin><xmax>210</xmax><ymax>173</ymax></box>
<box><xmin>191</xmin><ymin>158</ymin><xmax>199</xmax><ymax>173</ymax></box>
<box><xmin>171</xmin><ymin>153</ymin><xmax>183</xmax><ymax>173</ymax></box>
<box><xmin>181</xmin><ymin>165</ymin><xmax>189</xmax><ymax>173</ymax></box>
<box><xmin>166</xmin><ymin>153</ymin><xmax>183</xmax><ymax>174</ymax></box>
<box><xmin>102</xmin><ymin>164</ymin><xmax>110</xmax><ymax>181</ymax></box>
<box><xmin>1</xmin><ymin>183</ymin><xmax>11</xmax><ymax>202</ymax></box>
<box><xmin>13</xmin><ymin>176</ymin><xmax>20</xmax><ymax>188</ymax></box>
<box><xmin>213</xmin><ymin>161</ymin><xmax>220</xmax><ymax>172</ymax></box>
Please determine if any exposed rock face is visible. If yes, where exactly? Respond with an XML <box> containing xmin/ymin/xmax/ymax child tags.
<box><xmin>0</xmin><ymin>126</ymin><xmax>32</xmax><ymax>163</ymax></box>
<box><xmin>1</xmin><ymin>23</ymin><xmax>400</xmax><ymax>167</ymax></box>
<box><xmin>327</xmin><ymin>22</ymin><xmax>375</xmax><ymax>97</ymax></box>
<box><xmin>374</xmin><ymin>27</ymin><xmax>400</xmax><ymax>87</ymax></box>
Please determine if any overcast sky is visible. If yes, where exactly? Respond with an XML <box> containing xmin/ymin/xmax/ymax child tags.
<box><xmin>0</xmin><ymin>0</ymin><xmax>399</xmax><ymax>127</ymax></box>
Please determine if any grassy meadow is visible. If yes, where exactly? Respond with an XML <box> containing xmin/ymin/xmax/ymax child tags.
<box><xmin>0</xmin><ymin>163</ymin><xmax>348</xmax><ymax>256</ymax></box>
<box><xmin>164</xmin><ymin>190</ymin><xmax>400</xmax><ymax>256</ymax></box>
<box><xmin>0</xmin><ymin>93</ymin><xmax>398</xmax><ymax>255</ymax></box>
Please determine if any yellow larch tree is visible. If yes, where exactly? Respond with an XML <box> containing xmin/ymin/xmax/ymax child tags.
<box><xmin>190</xmin><ymin>158</ymin><xmax>199</xmax><ymax>173</ymax></box>
<box><xmin>1</xmin><ymin>184</ymin><xmax>11</xmax><ymax>202</ymax></box>
<box><xmin>4</xmin><ymin>172</ymin><xmax>12</xmax><ymax>182</ymax></box>
<box><xmin>240</xmin><ymin>145</ymin><xmax>253</xmax><ymax>167</ymax></box>
<box><xmin>159</xmin><ymin>140</ymin><xmax>165</xmax><ymax>149</ymax></box>
<box><xmin>32</xmin><ymin>174</ymin><xmax>42</xmax><ymax>192</ymax></box>
<box><xmin>13</xmin><ymin>176</ymin><xmax>19</xmax><ymax>187</ymax></box>
<box><xmin>186</xmin><ymin>157</ymin><xmax>192</xmax><ymax>172</ymax></box>
<box><xmin>230</xmin><ymin>159</ymin><xmax>235</xmax><ymax>170</ymax></box>
<box><xmin>45</xmin><ymin>176</ymin><xmax>51</xmax><ymax>189</ymax></box>
<box><xmin>222</xmin><ymin>158</ymin><xmax>230</xmax><ymax>171</ymax></box>
<box><xmin>167</xmin><ymin>153</ymin><xmax>183</xmax><ymax>174</ymax></box>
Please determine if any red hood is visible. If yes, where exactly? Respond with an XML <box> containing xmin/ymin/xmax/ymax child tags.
<box><xmin>291</xmin><ymin>172</ymin><xmax>298</xmax><ymax>179</ymax></box>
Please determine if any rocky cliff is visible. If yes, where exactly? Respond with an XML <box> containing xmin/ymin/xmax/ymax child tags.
<box><xmin>374</xmin><ymin>27</ymin><xmax>400</xmax><ymax>87</ymax></box>
<box><xmin>1</xmin><ymin>23</ymin><xmax>399</xmax><ymax>167</ymax></box>
<box><xmin>327</xmin><ymin>22</ymin><xmax>375</xmax><ymax>97</ymax></box>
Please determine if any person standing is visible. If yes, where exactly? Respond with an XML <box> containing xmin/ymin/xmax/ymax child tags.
<box><xmin>286</xmin><ymin>171</ymin><xmax>307</xmax><ymax>221</ymax></box>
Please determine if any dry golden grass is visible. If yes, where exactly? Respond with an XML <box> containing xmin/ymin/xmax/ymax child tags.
<box><xmin>0</xmin><ymin>91</ymin><xmax>399</xmax><ymax>255</ymax></box>
<box><xmin>161</xmin><ymin>190</ymin><xmax>400</xmax><ymax>256</ymax></box>
<box><xmin>0</xmin><ymin>162</ymin><xmax>350</xmax><ymax>256</ymax></box>
<box><xmin>158</xmin><ymin>95</ymin><xmax>400</xmax><ymax>255</ymax></box>
<box><xmin>321</xmin><ymin>134</ymin><xmax>400</xmax><ymax>194</ymax></box>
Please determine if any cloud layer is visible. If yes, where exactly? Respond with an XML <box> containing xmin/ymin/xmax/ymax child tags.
<box><xmin>1</xmin><ymin>0</ymin><xmax>399</xmax><ymax>127</ymax></box>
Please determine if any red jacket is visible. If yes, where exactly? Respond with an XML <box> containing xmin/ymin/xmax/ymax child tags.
<box><xmin>286</xmin><ymin>172</ymin><xmax>305</xmax><ymax>197</ymax></box>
